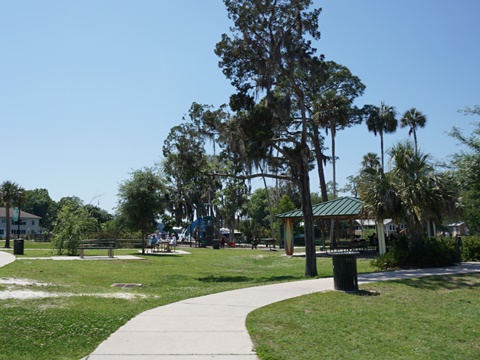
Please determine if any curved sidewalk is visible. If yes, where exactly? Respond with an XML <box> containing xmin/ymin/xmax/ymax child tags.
<box><xmin>85</xmin><ymin>262</ymin><xmax>480</xmax><ymax>360</ymax></box>
<box><xmin>0</xmin><ymin>250</ymin><xmax>15</xmax><ymax>268</ymax></box>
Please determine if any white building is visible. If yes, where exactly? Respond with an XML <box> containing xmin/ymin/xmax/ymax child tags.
<box><xmin>353</xmin><ymin>219</ymin><xmax>405</xmax><ymax>237</ymax></box>
<box><xmin>0</xmin><ymin>207</ymin><xmax>42</xmax><ymax>237</ymax></box>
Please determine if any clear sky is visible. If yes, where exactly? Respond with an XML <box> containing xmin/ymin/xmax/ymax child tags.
<box><xmin>1</xmin><ymin>0</ymin><xmax>479</xmax><ymax>213</ymax></box>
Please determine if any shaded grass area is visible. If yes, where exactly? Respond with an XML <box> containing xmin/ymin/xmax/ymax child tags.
<box><xmin>0</xmin><ymin>246</ymin><xmax>374</xmax><ymax>360</ymax></box>
<box><xmin>247</xmin><ymin>273</ymin><xmax>480</xmax><ymax>360</ymax></box>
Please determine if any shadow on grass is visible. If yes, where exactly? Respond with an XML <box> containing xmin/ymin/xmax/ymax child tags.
<box><xmin>197</xmin><ymin>275</ymin><xmax>300</xmax><ymax>283</ymax></box>
<box><xmin>395</xmin><ymin>273</ymin><xmax>480</xmax><ymax>291</ymax></box>
<box><xmin>140</xmin><ymin>253</ymin><xmax>183</xmax><ymax>257</ymax></box>
<box><xmin>198</xmin><ymin>275</ymin><xmax>251</xmax><ymax>283</ymax></box>
<box><xmin>351</xmin><ymin>290</ymin><xmax>380</xmax><ymax>297</ymax></box>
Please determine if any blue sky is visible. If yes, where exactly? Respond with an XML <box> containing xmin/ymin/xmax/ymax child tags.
<box><xmin>1</xmin><ymin>1</ymin><xmax>479</xmax><ymax>213</ymax></box>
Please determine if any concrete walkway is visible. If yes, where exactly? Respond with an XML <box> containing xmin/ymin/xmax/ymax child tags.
<box><xmin>83</xmin><ymin>262</ymin><xmax>480</xmax><ymax>360</ymax></box>
<box><xmin>0</xmin><ymin>250</ymin><xmax>15</xmax><ymax>268</ymax></box>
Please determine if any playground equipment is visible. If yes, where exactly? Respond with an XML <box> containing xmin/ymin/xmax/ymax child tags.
<box><xmin>186</xmin><ymin>216</ymin><xmax>215</xmax><ymax>247</ymax></box>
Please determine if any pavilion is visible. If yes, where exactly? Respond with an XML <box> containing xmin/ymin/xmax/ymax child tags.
<box><xmin>275</xmin><ymin>197</ymin><xmax>387</xmax><ymax>255</ymax></box>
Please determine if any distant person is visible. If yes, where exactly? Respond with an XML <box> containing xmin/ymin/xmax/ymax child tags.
<box><xmin>252</xmin><ymin>237</ymin><xmax>258</xmax><ymax>250</ymax></box>
<box><xmin>220</xmin><ymin>237</ymin><xmax>226</xmax><ymax>249</ymax></box>
<box><xmin>149</xmin><ymin>234</ymin><xmax>157</xmax><ymax>253</ymax></box>
<box><xmin>169</xmin><ymin>233</ymin><xmax>177</xmax><ymax>251</ymax></box>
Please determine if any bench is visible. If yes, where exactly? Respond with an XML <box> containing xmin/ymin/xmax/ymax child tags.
<box><xmin>260</xmin><ymin>238</ymin><xmax>276</xmax><ymax>248</ymax></box>
<box><xmin>78</xmin><ymin>240</ymin><xmax>116</xmax><ymax>258</ymax></box>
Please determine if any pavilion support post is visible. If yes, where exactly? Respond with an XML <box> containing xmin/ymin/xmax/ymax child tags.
<box><xmin>284</xmin><ymin>218</ymin><xmax>294</xmax><ymax>255</ymax></box>
<box><xmin>376</xmin><ymin>219</ymin><xmax>386</xmax><ymax>256</ymax></box>
<box><xmin>321</xmin><ymin>219</ymin><xmax>326</xmax><ymax>251</ymax></box>
<box><xmin>349</xmin><ymin>219</ymin><xmax>354</xmax><ymax>242</ymax></box>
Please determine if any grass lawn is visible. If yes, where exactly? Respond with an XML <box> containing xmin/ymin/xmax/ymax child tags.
<box><xmin>0</xmin><ymin>240</ymin><xmax>477</xmax><ymax>359</ymax></box>
<box><xmin>0</xmin><ymin>241</ymin><xmax>373</xmax><ymax>360</ymax></box>
<box><xmin>247</xmin><ymin>273</ymin><xmax>480</xmax><ymax>360</ymax></box>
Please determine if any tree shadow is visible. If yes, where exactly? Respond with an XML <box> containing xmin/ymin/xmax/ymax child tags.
<box><xmin>393</xmin><ymin>273</ymin><xmax>480</xmax><ymax>291</ymax></box>
<box><xmin>197</xmin><ymin>275</ymin><xmax>251</xmax><ymax>283</ymax></box>
<box><xmin>197</xmin><ymin>275</ymin><xmax>300</xmax><ymax>284</ymax></box>
<box><xmin>350</xmin><ymin>290</ymin><xmax>380</xmax><ymax>297</ymax></box>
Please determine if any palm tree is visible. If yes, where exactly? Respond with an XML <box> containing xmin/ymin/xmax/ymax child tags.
<box><xmin>0</xmin><ymin>181</ymin><xmax>20</xmax><ymax>248</ymax></box>
<box><xmin>313</xmin><ymin>92</ymin><xmax>353</xmax><ymax>248</ymax></box>
<box><xmin>361</xmin><ymin>152</ymin><xmax>381</xmax><ymax>169</ymax></box>
<box><xmin>364</xmin><ymin>102</ymin><xmax>398</xmax><ymax>169</ymax></box>
<box><xmin>359</xmin><ymin>141</ymin><xmax>459</xmax><ymax>249</ymax></box>
<box><xmin>313</xmin><ymin>91</ymin><xmax>353</xmax><ymax>200</ymax></box>
<box><xmin>388</xmin><ymin>141</ymin><xmax>458</xmax><ymax>238</ymax></box>
<box><xmin>358</xmin><ymin>154</ymin><xmax>403</xmax><ymax>223</ymax></box>
<box><xmin>400</xmin><ymin>107</ymin><xmax>427</xmax><ymax>154</ymax></box>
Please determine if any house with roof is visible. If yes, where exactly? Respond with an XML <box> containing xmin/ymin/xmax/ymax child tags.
<box><xmin>353</xmin><ymin>219</ymin><xmax>406</xmax><ymax>237</ymax></box>
<box><xmin>0</xmin><ymin>207</ymin><xmax>42</xmax><ymax>237</ymax></box>
<box><xmin>445</xmin><ymin>222</ymin><xmax>469</xmax><ymax>237</ymax></box>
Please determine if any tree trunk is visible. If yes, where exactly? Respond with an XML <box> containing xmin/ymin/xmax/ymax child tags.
<box><xmin>299</xmin><ymin>144</ymin><xmax>317</xmax><ymax>277</ymax></box>
<box><xmin>380</xmin><ymin>131</ymin><xmax>385</xmax><ymax>170</ymax></box>
<box><xmin>5</xmin><ymin>205</ymin><xmax>11</xmax><ymax>248</ymax></box>
<box><xmin>330</xmin><ymin>126</ymin><xmax>337</xmax><ymax>248</ymax></box>
<box><xmin>141</xmin><ymin>224</ymin><xmax>146</xmax><ymax>254</ymax></box>
<box><xmin>262</xmin><ymin>175</ymin><xmax>276</xmax><ymax>245</ymax></box>
<box><xmin>311</xmin><ymin>127</ymin><xmax>329</xmax><ymax>202</ymax></box>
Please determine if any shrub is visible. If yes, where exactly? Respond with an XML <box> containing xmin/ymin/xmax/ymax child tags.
<box><xmin>52</xmin><ymin>205</ymin><xmax>98</xmax><ymax>255</ymax></box>
<box><xmin>461</xmin><ymin>236</ymin><xmax>480</xmax><ymax>261</ymax></box>
<box><xmin>371</xmin><ymin>236</ymin><xmax>460</xmax><ymax>270</ymax></box>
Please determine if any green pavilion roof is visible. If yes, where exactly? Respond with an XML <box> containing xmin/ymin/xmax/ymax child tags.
<box><xmin>276</xmin><ymin>197</ymin><xmax>364</xmax><ymax>220</ymax></box>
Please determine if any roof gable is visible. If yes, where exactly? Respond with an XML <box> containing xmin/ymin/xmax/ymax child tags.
<box><xmin>276</xmin><ymin>197</ymin><xmax>363</xmax><ymax>220</ymax></box>
<box><xmin>0</xmin><ymin>207</ymin><xmax>41</xmax><ymax>219</ymax></box>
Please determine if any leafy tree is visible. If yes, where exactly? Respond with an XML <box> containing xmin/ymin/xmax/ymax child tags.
<box><xmin>84</xmin><ymin>204</ymin><xmax>113</xmax><ymax>230</ymax></box>
<box><xmin>364</xmin><ymin>102</ymin><xmax>398</xmax><ymax>169</ymax></box>
<box><xmin>400</xmin><ymin>107</ymin><xmax>427</xmax><ymax>154</ymax></box>
<box><xmin>57</xmin><ymin>196</ymin><xmax>84</xmax><ymax>211</ymax></box>
<box><xmin>23</xmin><ymin>188</ymin><xmax>56</xmax><ymax>230</ymax></box>
<box><xmin>52</xmin><ymin>205</ymin><xmax>98</xmax><ymax>255</ymax></box>
<box><xmin>0</xmin><ymin>181</ymin><xmax>21</xmax><ymax>247</ymax></box>
<box><xmin>162</xmin><ymin>121</ymin><xmax>222</xmax><ymax>228</ymax></box>
<box><xmin>340</xmin><ymin>175</ymin><xmax>359</xmax><ymax>197</ymax></box>
<box><xmin>448</xmin><ymin>107</ymin><xmax>480</xmax><ymax>234</ymax></box>
<box><xmin>204</xmin><ymin>147</ymin><xmax>252</xmax><ymax>241</ymax></box>
<box><xmin>117</xmin><ymin>168</ymin><xmax>165</xmax><ymax>254</ymax></box>
<box><xmin>212</xmin><ymin>0</ymin><xmax>324</xmax><ymax>276</ymax></box>
<box><xmin>244</xmin><ymin>188</ymin><xmax>270</xmax><ymax>231</ymax></box>
<box><xmin>214</xmin><ymin>177</ymin><xmax>249</xmax><ymax>243</ymax></box>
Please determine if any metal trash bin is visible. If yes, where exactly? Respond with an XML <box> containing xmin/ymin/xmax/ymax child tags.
<box><xmin>332</xmin><ymin>252</ymin><xmax>359</xmax><ymax>291</ymax></box>
<box><xmin>212</xmin><ymin>239</ymin><xmax>220</xmax><ymax>249</ymax></box>
<box><xmin>13</xmin><ymin>239</ymin><xmax>24</xmax><ymax>255</ymax></box>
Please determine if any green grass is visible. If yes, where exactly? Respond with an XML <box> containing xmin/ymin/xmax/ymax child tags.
<box><xmin>247</xmin><ymin>273</ymin><xmax>480</xmax><ymax>360</ymax></box>
<box><xmin>0</xmin><ymin>243</ymin><xmax>373</xmax><ymax>360</ymax></box>
<box><xmin>1</xmin><ymin>241</ymin><xmax>478</xmax><ymax>359</ymax></box>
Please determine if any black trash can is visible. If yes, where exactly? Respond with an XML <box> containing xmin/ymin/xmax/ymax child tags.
<box><xmin>13</xmin><ymin>239</ymin><xmax>24</xmax><ymax>255</ymax></box>
<box><xmin>332</xmin><ymin>252</ymin><xmax>358</xmax><ymax>292</ymax></box>
<box><xmin>212</xmin><ymin>239</ymin><xmax>220</xmax><ymax>249</ymax></box>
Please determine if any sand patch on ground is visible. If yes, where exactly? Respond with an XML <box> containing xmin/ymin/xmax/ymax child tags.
<box><xmin>0</xmin><ymin>278</ymin><xmax>145</xmax><ymax>300</ymax></box>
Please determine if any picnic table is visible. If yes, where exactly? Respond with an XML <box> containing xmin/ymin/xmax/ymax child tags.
<box><xmin>259</xmin><ymin>238</ymin><xmax>275</xmax><ymax>248</ymax></box>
